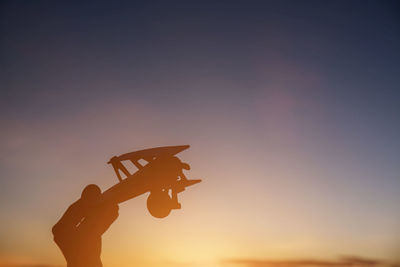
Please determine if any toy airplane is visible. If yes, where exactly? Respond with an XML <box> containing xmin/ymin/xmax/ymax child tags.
<box><xmin>101</xmin><ymin>145</ymin><xmax>201</xmax><ymax>218</ymax></box>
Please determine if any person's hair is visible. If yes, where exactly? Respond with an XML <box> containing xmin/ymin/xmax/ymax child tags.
<box><xmin>81</xmin><ymin>184</ymin><xmax>101</xmax><ymax>202</ymax></box>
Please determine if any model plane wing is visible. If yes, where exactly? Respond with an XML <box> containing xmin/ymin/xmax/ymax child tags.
<box><xmin>109</xmin><ymin>145</ymin><xmax>190</xmax><ymax>163</ymax></box>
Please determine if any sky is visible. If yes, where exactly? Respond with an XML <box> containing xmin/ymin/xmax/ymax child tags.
<box><xmin>0</xmin><ymin>1</ymin><xmax>400</xmax><ymax>266</ymax></box>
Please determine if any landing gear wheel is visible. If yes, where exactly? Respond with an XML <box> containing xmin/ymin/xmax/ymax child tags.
<box><xmin>147</xmin><ymin>191</ymin><xmax>172</xmax><ymax>218</ymax></box>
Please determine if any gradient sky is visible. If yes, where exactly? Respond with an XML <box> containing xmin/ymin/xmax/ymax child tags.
<box><xmin>1</xmin><ymin>1</ymin><xmax>400</xmax><ymax>266</ymax></box>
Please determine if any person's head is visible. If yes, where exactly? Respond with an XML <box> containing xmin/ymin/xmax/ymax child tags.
<box><xmin>81</xmin><ymin>184</ymin><xmax>102</xmax><ymax>204</ymax></box>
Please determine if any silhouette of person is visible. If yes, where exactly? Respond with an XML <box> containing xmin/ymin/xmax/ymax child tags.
<box><xmin>52</xmin><ymin>184</ymin><xmax>119</xmax><ymax>267</ymax></box>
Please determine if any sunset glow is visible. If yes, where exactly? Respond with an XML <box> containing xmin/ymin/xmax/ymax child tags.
<box><xmin>1</xmin><ymin>1</ymin><xmax>400</xmax><ymax>267</ymax></box>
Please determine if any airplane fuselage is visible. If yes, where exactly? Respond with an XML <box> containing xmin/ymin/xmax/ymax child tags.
<box><xmin>101</xmin><ymin>156</ymin><xmax>184</xmax><ymax>204</ymax></box>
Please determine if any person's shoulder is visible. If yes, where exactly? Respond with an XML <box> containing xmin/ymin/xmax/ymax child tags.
<box><xmin>54</xmin><ymin>199</ymin><xmax>85</xmax><ymax>228</ymax></box>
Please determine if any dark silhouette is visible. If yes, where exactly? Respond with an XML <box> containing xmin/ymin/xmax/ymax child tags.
<box><xmin>52</xmin><ymin>184</ymin><xmax>119</xmax><ymax>267</ymax></box>
<box><xmin>102</xmin><ymin>145</ymin><xmax>201</xmax><ymax>218</ymax></box>
<box><xmin>53</xmin><ymin>145</ymin><xmax>201</xmax><ymax>266</ymax></box>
